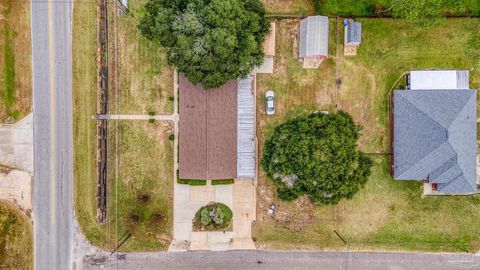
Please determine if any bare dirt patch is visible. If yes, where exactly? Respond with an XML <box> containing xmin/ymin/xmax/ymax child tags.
<box><xmin>262</xmin><ymin>0</ymin><xmax>313</xmax><ymax>15</ymax></box>
<box><xmin>0</xmin><ymin>167</ymin><xmax>32</xmax><ymax>215</ymax></box>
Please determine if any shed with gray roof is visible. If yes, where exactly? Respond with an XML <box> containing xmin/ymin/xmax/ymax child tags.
<box><xmin>392</xmin><ymin>89</ymin><xmax>478</xmax><ymax>194</ymax></box>
<box><xmin>344</xmin><ymin>20</ymin><xmax>361</xmax><ymax>46</ymax></box>
<box><xmin>299</xmin><ymin>16</ymin><xmax>329</xmax><ymax>59</ymax></box>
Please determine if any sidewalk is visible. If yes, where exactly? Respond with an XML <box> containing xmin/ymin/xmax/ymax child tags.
<box><xmin>0</xmin><ymin>113</ymin><xmax>33</xmax><ymax>173</ymax></box>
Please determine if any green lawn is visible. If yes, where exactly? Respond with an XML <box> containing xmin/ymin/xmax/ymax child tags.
<box><xmin>74</xmin><ymin>0</ymin><xmax>175</xmax><ymax>251</ymax></box>
<box><xmin>115</xmin><ymin>0</ymin><xmax>174</xmax><ymax>115</ymax></box>
<box><xmin>106</xmin><ymin>121</ymin><xmax>173</xmax><ymax>251</ymax></box>
<box><xmin>0</xmin><ymin>0</ymin><xmax>32</xmax><ymax>121</ymax></box>
<box><xmin>254</xmin><ymin>18</ymin><xmax>480</xmax><ymax>252</ymax></box>
<box><xmin>256</xmin><ymin>157</ymin><xmax>480</xmax><ymax>252</ymax></box>
<box><xmin>0</xmin><ymin>201</ymin><xmax>33</xmax><ymax>269</ymax></box>
<box><xmin>72</xmin><ymin>0</ymin><xmax>101</xmax><ymax>245</ymax></box>
<box><xmin>261</xmin><ymin>0</ymin><xmax>480</xmax><ymax>16</ymax></box>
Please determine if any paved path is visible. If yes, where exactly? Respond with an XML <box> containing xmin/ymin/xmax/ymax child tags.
<box><xmin>84</xmin><ymin>250</ymin><xmax>480</xmax><ymax>270</ymax></box>
<box><xmin>0</xmin><ymin>113</ymin><xmax>33</xmax><ymax>173</ymax></box>
<box><xmin>31</xmin><ymin>0</ymin><xmax>74</xmax><ymax>269</ymax></box>
<box><xmin>96</xmin><ymin>114</ymin><xmax>178</xmax><ymax>121</ymax></box>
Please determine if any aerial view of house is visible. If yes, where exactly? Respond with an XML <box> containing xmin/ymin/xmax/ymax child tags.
<box><xmin>392</xmin><ymin>70</ymin><xmax>477</xmax><ymax>195</ymax></box>
<box><xmin>4</xmin><ymin>0</ymin><xmax>480</xmax><ymax>269</ymax></box>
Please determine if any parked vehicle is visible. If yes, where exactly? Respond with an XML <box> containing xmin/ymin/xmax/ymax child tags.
<box><xmin>265</xmin><ymin>90</ymin><xmax>275</xmax><ymax>115</ymax></box>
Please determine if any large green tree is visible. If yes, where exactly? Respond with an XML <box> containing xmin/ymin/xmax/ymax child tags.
<box><xmin>261</xmin><ymin>111</ymin><xmax>372</xmax><ymax>204</ymax></box>
<box><xmin>139</xmin><ymin>0</ymin><xmax>270</xmax><ymax>88</ymax></box>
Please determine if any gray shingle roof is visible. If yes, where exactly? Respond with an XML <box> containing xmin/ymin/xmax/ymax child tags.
<box><xmin>345</xmin><ymin>21</ymin><xmax>361</xmax><ymax>45</ymax></box>
<box><xmin>393</xmin><ymin>89</ymin><xmax>477</xmax><ymax>193</ymax></box>
<box><xmin>299</xmin><ymin>16</ymin><xmax>329</xmax><ymax>58</ymax></box>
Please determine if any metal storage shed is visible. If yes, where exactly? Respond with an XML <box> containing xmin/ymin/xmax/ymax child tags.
<box><xmin>299</xmin><ymin>16</ymin><xmax>329</xmax><ymax>59</ymax></box>
<box><xmin>344</xmin><ymin>21</ymin><xmax>361</xmax><ymax>46</ymax></box>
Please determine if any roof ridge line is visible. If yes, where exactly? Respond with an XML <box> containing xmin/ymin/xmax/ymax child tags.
<box><xmin>398</xmin><ymin>93</ymin><xmax>447</xmax><ymax>130</ymax></box>
<box><xmin>446</xmin><ymin>90</ymin><xmax>476</xmax><ymax>130</ymax></box>
<box><xmin>396</xmin><ymin>141</ymin><xmax>454</xmax><ymax>179</ymax></box>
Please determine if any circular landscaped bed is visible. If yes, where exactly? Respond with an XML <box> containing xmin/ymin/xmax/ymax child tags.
<box><xmin>193</xmin><ymin>202</ymin><xmax>233</xmax><ymax>231</ymax></box>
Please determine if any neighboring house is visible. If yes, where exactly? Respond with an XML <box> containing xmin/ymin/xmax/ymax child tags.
<box><xmin>253</xmin><ymin>22</ymin><xmax>276</xmax><ymax>74</ymax></box>
<box><xmin>299</xmin><ymin>16</ymin><xmax>329</xmax><ymax>68</ymax></box>
<box><xmin>178</xmin><ymin>74</ymin><xmax>256</xmax><ymax>180</ymax></box>
<box><xmin>391</xmin><ymin>70</ymin><xmax>478</xmax><ymax>195</ymax></box>
<box><xmin>344</xmin><ymin>19</ymin><xmax>361</xmax><ymax>56</ymax></box>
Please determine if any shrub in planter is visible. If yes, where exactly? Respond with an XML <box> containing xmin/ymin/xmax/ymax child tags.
<box><xmin>200</xmin><ymin>208</ymin><xmax>211</xmax><ymax>226</ymax></box>
<box><xmin>194</xmin><ymin>202</ymin><xmax>232</xmax><ymax>231</ymax></box>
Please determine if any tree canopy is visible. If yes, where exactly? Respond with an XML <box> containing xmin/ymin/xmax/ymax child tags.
<box><xmin>139</xmin><ymin>0</ymin><xmax>270</xmax><ymax>89</ymax></box>
<box><xmin>261</xmin><ymin>111</ymin><xmax>373</xmax><ymax>204</ymax></box>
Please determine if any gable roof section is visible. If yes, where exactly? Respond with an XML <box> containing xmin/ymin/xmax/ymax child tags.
<box><xmin>179</xmin><ymin>74</ymin><xmax>237</xmax><ymax>180</ymax></box>
<box><xmin>393</xmin><ymin>89</ymin><xmax>477</xmax><ymax>193</ymax></box>
<box><xmin>299</xmin><ymin>16</ymin><xmax>329</xmax><ymax>58</ymax></box>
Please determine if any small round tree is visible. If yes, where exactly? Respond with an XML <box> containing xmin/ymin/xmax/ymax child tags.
<box><xmin>261</xmin><ymin>111</ymin><xmax>373</xmax><ymax>204</ymax></box>
<box><xmin>139</xmin><ymin>0</ymin><xmax>270</xmax><ymax>88</ymax></box>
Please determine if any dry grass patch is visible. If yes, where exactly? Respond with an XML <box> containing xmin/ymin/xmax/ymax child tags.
<box><xmin>262</xmin><ymin>0</ymin><xmax>314</xmax><ymax>15</ymax></box>
<box><xmin>0</xmin><ymin>0</ymin><xmax>31</xmax><ymax>122</ymax></box>
<box><xmin>0</xmin><ymin>201</ymin><xmax>32</xmax><ymax>269</ymax></box>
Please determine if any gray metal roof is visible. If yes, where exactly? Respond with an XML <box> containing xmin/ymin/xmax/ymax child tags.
<box><xmin>237</xmin><ymin>76</ymin><xmax>256</xmax><ymax>179</ymax></box>
<box><xmin>345</xmin><ymin>21</ymin><xmax>361</xmax><ymax>45</ymax></box>
<box><xmin>299</xmin><ymin>16</ymin><xmax>329</xmax><ymax>58</ymax></box>
<box><xmin>393</xmin><ymin>89</ymin><xmax>477</xmax><ymax>193</ymax></box>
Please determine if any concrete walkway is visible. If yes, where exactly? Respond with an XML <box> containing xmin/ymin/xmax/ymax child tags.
<box><xmin>95</xmin><ymin>114</ymin><xmax>178</xmax><ymax>121</ymax></box>
<box><xmin>0</xmin><ymin>114</ymin><xmax>33</xmax><ymax>214</ymax></box>
<box><xmin>0</xmin><ymin>113</ymin><xmax>33</xmax><ymax>173</ymax></box>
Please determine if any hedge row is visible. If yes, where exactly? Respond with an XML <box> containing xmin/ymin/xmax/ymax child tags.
<box><xmin>177</xmin><ymin>179</ymin><xmax>207</xmax><ymax>186</ymax></box>
<box><xmin>211</xmin><ymin>179</ymin><xmax>235</xmax><ymax>185</ymax></box>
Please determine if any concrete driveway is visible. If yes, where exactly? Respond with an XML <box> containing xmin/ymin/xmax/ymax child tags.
<box><xmin>0</xmin><ymin>113</ymin><xmax>33</xmax><ymax>173</ymax></box>
<box><xmin>171</xmin><ymin>179</ymin><xmax>256</xmax><ymax>251</ymax></box>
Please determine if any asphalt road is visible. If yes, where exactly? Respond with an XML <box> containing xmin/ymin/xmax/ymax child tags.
<box><xmin>84</xmin><ymin>250</ymin><xmax>480</xmax><ymax>270</ymax></box>
<box><xmin>31</xmin><ymin>0</ymin><xmax>74</xmax><ymax>269</ymax></box>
